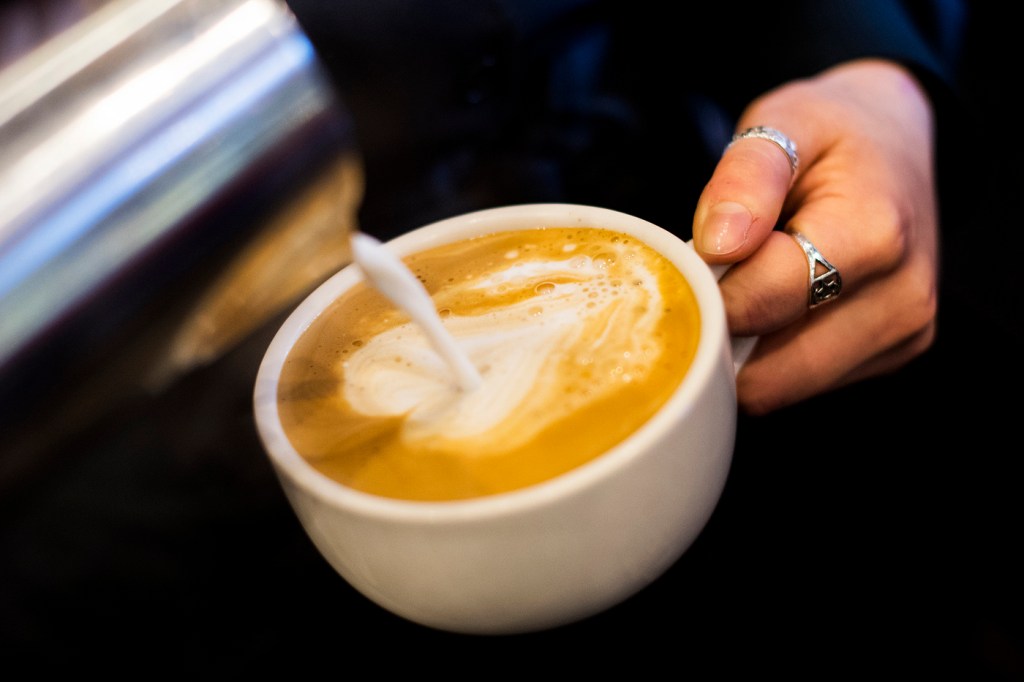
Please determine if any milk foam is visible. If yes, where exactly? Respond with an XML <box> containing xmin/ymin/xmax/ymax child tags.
<box><xmin>341</xmin><ymin>244</ymin><xmax>667</xmax><ymax>454</ymax></box>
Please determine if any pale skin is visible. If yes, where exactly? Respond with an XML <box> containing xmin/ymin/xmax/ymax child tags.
<box><xmin>692</xmin><ymin>59</ymin><xmax>939</xmax><ymax>415</ymax></box>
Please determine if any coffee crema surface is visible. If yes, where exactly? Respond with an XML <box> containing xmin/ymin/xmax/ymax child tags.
<box><xmin>276</xmin><ymin>227</ymin><xmax>701</xmax><ymax>501</ymax></box>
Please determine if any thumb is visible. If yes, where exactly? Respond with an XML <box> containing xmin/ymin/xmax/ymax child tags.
<box><xmin>692</xmin><ymin>124</ymin><xmax>803</xmax><ymax>265</ymax></box>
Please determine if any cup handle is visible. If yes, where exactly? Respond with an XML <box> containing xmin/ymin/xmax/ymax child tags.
<box><xmin>694</xmin><ymin>248</ymin><xmax>758</xmax><ymax>376</ymax></box>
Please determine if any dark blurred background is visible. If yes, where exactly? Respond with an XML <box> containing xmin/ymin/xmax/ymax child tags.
<box><xmin>0</xmin><ymin>1</ymin><xmax>1019</xmax><ymax>677</ymax></box>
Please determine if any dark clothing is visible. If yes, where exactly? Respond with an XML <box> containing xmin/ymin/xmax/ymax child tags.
<box><xmin>287</xmin><ymin>0</ymin><xmax>968</xmax><ymax>242</ymax></box>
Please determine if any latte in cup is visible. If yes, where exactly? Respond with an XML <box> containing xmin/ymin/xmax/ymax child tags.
<box><xmin>276</xmin><ymin>226</ymin><xmax>701</xmax><ymax>501</ymax></box>
<box><xmin>256</xmin><ymin>204</ymin><xmax>738</xmax><ymax>634</ymax></box>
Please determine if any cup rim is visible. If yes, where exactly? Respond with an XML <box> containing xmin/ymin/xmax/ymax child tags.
<box><xmin>253</xmin><ymin>203</ymin><xmax>730</xmax><ymax>521</ymax></box>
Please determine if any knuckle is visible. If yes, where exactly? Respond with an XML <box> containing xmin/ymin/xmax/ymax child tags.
<box><xmin>909</xmin><ymin>320</ymin><xmax>938</xmax><ymax>357</ymax></box>
<box><xmin>897</xmin><ymin>260</ymin><xmax>939</xmax><ymax>336</ymax></box>
<box><xmin>860</xmin><ymin>200</ymin><xmax>908</xmax><ymax>271</ymax></box>
<box><xmin>902</xmin><ymin>288</ymin><xmax>938</xmax><ymax>350</ymax></box>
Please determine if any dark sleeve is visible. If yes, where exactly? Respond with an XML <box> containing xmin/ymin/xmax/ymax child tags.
<box><xmin>636</xmin><ymin>1</ymin><xmax>963</xmax><ymax>127</ymax></box>
<box><xmin>283</xmin><ymin>0</ymin><xmax>975</xmax><ymax>243</ymax></box>
<box><xmin>800</xmin><ymin>1</ymin><xmax>974</xmax><ymax>238</ymax></box>
<box><xmin>774</xmin><ymin>1</ymin><xmax>975</xmax><ymax>256</ymax></box>
<box><xmin>776</xmin><ymin>1</ymin><xmax>959</xmax><ymax>83</ymax></box>
<box><xmin>606</xmin><ymin>0</ymin><xmax>973</xmax><ymax>234</ymax></box>
<box><xmin>672</xmin><ymin>0</ymin><xmax>973</xmax><ymax>238</ymax></box>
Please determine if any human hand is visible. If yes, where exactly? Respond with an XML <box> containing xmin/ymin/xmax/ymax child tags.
<box><xmin>692</xmin><ymin>59</ymin><xmax>939</xmax><ymax>415</ymax></box>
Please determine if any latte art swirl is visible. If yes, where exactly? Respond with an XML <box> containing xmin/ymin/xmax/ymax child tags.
<box><xmin>342</xmin><ymin>248</ymin><xmax>664</xmax><ymax>452</ymax></box>
<box><xmin>276</xmin><ymin>227</ymin><xmax>700</xmax><ymax>501</ymax></box>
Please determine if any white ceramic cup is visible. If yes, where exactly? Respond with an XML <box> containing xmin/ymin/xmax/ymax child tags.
<box><xmin>253</xmin><ymin>203</ymin><xmax>749</xmax><ymax>635</ymax></box>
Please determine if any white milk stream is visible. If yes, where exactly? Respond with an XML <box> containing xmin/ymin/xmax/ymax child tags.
<box><xmin>349</xmin><ymin>232</ymin><xmax>483</xmax><ymax>392</ymax></box>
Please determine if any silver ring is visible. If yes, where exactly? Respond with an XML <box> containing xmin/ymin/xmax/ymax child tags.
<box><xmin>729</xmin><ymin>126</ymin><xmax>799</xmax><ymax>175</ymax></box>
<box><xmin>786</xmin><ymin>228</ymin><xmax>841</xmax><ymax>308</ymax></box>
